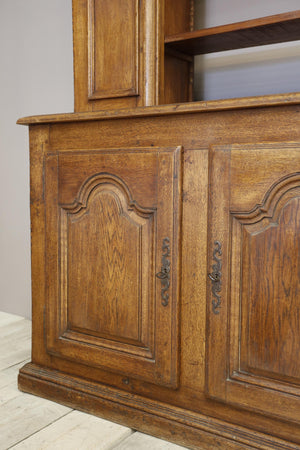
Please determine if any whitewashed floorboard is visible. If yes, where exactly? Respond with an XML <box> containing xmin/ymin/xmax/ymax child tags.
<box><xmin>0</xmin><ymin>311</ymin><xmax>24</xmax><ymax>328</ymax></box>
<box><xmin>114</xmin><ymin>432</ymin><xmax>189</xmax><ymax>450</ymax></box>
<box><xmin>0</xmin><ymin>360</ymin><xmax>30</xmax><ymax>390</ymax></box>
<box><xmin>0</xmin><ymin>318</ymin><xmax>30</xmax><ymax>340</ymax></box>
<box><xmin>0</xmin><ymin>319</ymin><xmax>31</xmax><ymax>371</ymax></box>
<box><xmin>0</xmin><ymin>390</ymin><xmax>72</xmax><ymax>450</ymax></box>
<box><xmin>0</xmin><ymin>312</ymin><xmax>192</xmax><ymax>449</ymax></box>
<box><xmin>0</xmin><ymin>312</ymin><xmax>71</xmax><ymax>450</ymax></box>
<box><xmin>11</xmin><ymin>410</ymin><xmax>133</xmax><ymax>450</ymax></box>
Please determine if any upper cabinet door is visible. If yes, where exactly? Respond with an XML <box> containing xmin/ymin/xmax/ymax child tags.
<box><xmin>45</xmin><ymin>147</ymin><xmax>182</xmax><ymax>388</ymax></box>
<box><xmin>73</xmin><ymin>0</ymin><xmax>163</xmax><ymax>111</ymax></box>
<box><xmin>206</xmin><ymin>142</ymin><xmax>300</xmax><ymax>422</ymax></box>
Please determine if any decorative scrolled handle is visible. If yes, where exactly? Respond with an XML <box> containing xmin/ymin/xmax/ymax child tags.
<box><xmin>208</xmin><ymin>240</ymin><xmax>222</xmax><ymax>315</ymax></box>
<box><xmin>156</xmin><ymin>237</ymin><xmax>170</xmax><ymax>306</ymax></box>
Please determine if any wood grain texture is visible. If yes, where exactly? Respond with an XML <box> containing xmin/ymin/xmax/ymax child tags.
<box><xmin>180</xmin><ymin>150</ymin><xmax>208</xmax><ymax>393</ymax></box>
<box><xmin>67</xmin><ymin>187</ymin><xmax>150</xmax><ymax>343</ymax></box>
<box><xmin>19</xmin><ymin>103</ymin><xmax>300</xmax><ymax>448</ymax></box>
<box><xmin>46</xmin><ymin>106</ymin><xmax>300</xmax><ymax>155</ymax></box>
<box><xmin>163</xmin><ymin>0</ymin><xmax>193</xmax><ymax>104</ymax></box>
<box><xmin>163</xmin><ymin>54</ymin><xmax>192</xmax><ymax>104</ymax></box>
<box><xmin>73</xmin><ymin>0</ymin><xmax>162</xmax><ymax>111</ymax></box>
<box><xmin>207</xmin><ymin>142</ymin><xmax>300</xmax><ymax>424</ymax></box>
<box><xmin>18</xmin><ymin>2</ymin><xmax>300</xmax><ymax>445</ymax></box>
<box><xmin>165</xmin><ymin>10</ymin><xmax>300</xmax><ymax>55</ymax></box>
<box><xmin>88</xmin><ymin>0</ymin><xmax>138</xmax><ymax>100</ymax></box>
<box><xmin>44</xmin><ymin>147</ymin><xmax>182</xmax><ymax>388</ymax></box>
<box><xmin>242</xmin><ymin>195</ymin><xmax>300</xmax><ymax>382</ymax></box>
<box><xmin>164</xmin><ymin>0</ymin><xmax>192</xmax><ymax>36</ymax></box>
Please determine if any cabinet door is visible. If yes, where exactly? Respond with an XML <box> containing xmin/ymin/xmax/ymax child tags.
<box><xmin>72</xmin><ymin>0</ymin><xmax>162</xmax><ymax>111</ymax></box>
<box><xmin>207</xmin><ymin>142</ymin><xmax>300</xmax><ymax>422</ymax></box>
<box><xmin>45</xmin><ymin>147</ymin><xmax>181</xmax><ymax>388</ymax></box>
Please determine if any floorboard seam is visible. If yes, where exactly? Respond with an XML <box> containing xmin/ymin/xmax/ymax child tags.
<box><xmin>107</xmin><ymin>429</ymin><xmax>136</xmax><ymax>450</ymax></box>
<box><xmin>6</xmin><ymin>410</ymin><xmax>75</xmax><ymax>449</ymax></box>
<box><xmin>0</xmin><ymin>358</ymin><xmax>31</xmax><ymax>372</ymax></box>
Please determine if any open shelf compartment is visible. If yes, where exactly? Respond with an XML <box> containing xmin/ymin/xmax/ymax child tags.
<box><xmin>165</xmin><ymin>10</ymin><xmax>300</xmax><ymax>55</ymax></box>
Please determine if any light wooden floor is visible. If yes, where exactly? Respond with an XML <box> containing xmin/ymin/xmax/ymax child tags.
<box><xmin>0</xmin><ymin>311</ymin><xmax>188</xmax><ymax>450</ymax></box>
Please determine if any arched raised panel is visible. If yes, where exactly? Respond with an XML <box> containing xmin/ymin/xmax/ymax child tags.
<box><xmin>62</xmin><ymin>179</ymin><xmax>155</xmax><ymax>347</ymax></box>
<box><xmin>236</xmin><ymin>184</ymin><xmax>300</xmax><ymax>384</ymax></box>
<box><xmin>45</xmin><ymin>147</ymin><xmax>182</xmax><ymax>388</ymax></box>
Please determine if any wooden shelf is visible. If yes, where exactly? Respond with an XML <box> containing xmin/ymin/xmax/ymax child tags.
<box><xmin>165</xmin><ymin>10</ymin><xmax>300</xmax><ymax>55</ymax></box>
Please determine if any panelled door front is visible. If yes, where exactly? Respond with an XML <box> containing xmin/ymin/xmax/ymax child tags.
<box><xmin>207</xmin><ymin>142</ymin><xmax>300</xmax><ymax>422</ymax></box>
<box><xmin>45</xmin><ymin>147</ymin><xmax>182</xmax><ymax>388</ymax></box>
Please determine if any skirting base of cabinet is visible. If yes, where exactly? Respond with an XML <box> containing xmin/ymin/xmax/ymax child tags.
<box><xmin>18</xmin><ymin>363</ymin><xmax>297</xmax><ymax>450</ymax></box>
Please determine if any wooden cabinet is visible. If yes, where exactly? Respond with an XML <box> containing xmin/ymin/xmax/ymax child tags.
<box><xmin>18</xmin><ymin>100</ymin><xmax>300</xmax><ymax>448</ymax></box>
<box><xmin>45</xmin><ymin>146</ymin><xmax>181</xmax><ymax>388</ymax></box>
<box><xmin>17</xmin><ymin>2</ymin><xmax>300</xmax><ymax>449</ymax></box>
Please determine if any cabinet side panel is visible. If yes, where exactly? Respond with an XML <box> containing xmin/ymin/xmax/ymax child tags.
<box><xmin>163</xmin><ymin>0</ymin><xmax>193</xmax><ymax>104</ymax></box>
<box><xmin>29</xmin><ymin>125</ymin><xmax>51</xmax><ymax>365</ymax></box>
<box><xmin>164</xmin><ymin>0</ymin><xmax>192</xmax><ymax>35</ymax></box>
<box><xmin>164</xmin><ymin>55</ymin><xmax>192</xmax><ymax>104</ymax></box>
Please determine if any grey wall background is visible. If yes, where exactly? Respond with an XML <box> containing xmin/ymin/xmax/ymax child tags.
<box><xmin>0</xmin><ymin>0</ymin><xmax>299</xmax><ymax>318</ymax></box>
<box><xmin>0</xmin><ymin>0</ymin><xmax>73</xmax><ymax>318</ymax></box>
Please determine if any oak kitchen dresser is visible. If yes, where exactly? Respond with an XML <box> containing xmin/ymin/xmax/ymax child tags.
<box><xmin>18</xmin><ymin>2</ymin><xmax>300</xmax><ymax>449</ymax></box>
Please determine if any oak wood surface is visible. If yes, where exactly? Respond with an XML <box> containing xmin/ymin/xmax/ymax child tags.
<box><xmin>17</xmin><ymin>2</ymin><xmax>300</xmax><ymax>443</ymax></box>
<box><xmin>18</xmin><ymin>101</ymin><xmax>300</xmax><ymax>448</ymax></box>
<box><xmin>207</xmin><ymin>142</ymin><xmax>300</xmax><ymax>423</ymax></box>
<box><xmin>163</xmin><ymin>0</ymin><xmax>193</xmax><ymax>104</ymax></box>
<box><xmin>17</xmin><ymin>92</ymin><xmax>300</xmax><ymax>125</ymax></box>
<box><xmin>89</xmin><ymin>0</ymin><xmax>139</xmax><ymax>100</ymax></box>
<box><xmin>72</xmin><ymin>0</ymin><xmax>163</xmax><ymax>111</ymax></box>
<box><xmin>44</xmin><ymin>147</ymin><xmax>181</xmax><ymax>388</ymax></box>
<box><xmin>165</xmin><ymin>10</ymin><xmax>300</xmax><ymax>55</ymax></box>
<box><xmin>19</xmin><ymin>363</ymin><xmax>300</xmax><ymax>450</ymax></box>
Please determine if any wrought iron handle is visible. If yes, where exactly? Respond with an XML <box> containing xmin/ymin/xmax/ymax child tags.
<box><xmin>156</xmin><ymin>237</ymin><xmax>170</xmax><ymax>306</ymax></box>
<box><xmin>208</xmin><ymin>241</ymin><xmax>222</xmax><ymax>315</ymax></box>
<box><xmin>208</xmin><ymin>272</ymin><xmax>220</xmax><ymax>282</ymax></box>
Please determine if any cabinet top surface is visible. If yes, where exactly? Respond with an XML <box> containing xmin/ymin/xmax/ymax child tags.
<box><xmin>17</xmin><ymin>92</ymin><xmax>300</xmax><ymax>126</ymax></box>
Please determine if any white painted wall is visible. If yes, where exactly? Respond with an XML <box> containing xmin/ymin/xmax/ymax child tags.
<box><xmin>0</xmin><ymin>0</ymin><xmax>73</xmax><ymax>318</ymax></box>
<box><xmin>0</xmin><ymin>1</ymin><xmax>299</xmax><ymax>318</ymax></box>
